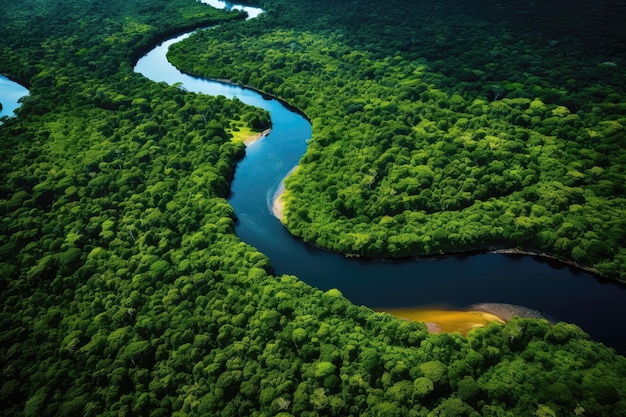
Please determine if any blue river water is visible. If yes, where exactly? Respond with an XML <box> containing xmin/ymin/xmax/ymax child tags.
<box><xmin>0</xmin><ymin>75</ymin><xmax>29</xmax><ymax>122</ymax></box>
<box><xmin>134</xmin><ymin>3</ymin><xmax>625</xmax><ymax>353</ymax></box>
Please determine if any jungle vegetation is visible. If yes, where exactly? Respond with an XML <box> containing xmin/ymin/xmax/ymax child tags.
<box><xmin>170</xmin><ymin>0</ymin><xmax>626</xmax><ymax>281</ymax></box>
<box><xmin>2</xmin><ymin>0</ymin><xmax>626</xmax><ymax>416</ymax></box>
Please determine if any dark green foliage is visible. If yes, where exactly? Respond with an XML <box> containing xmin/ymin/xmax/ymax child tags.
<box><xmin>2</xmin><ymin>0</ymin><xmax>626</xmax><ymax>417</ymax></box>
<box><xmin>169</xmin><ymin>0</ymin><xmax>626</xmax><ymax>281</ymax></box>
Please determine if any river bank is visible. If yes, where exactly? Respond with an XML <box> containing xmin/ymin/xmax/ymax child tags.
<box><xmin>271</xmin><ymin>183</ymin><xmax>609</xmax><ymax>280</ymax></box>
<box><xmin>272</xmin><ymin>183</ymin><xmax>286</xmax><ymax>222</ymax></box>
<box><xmin>489</xmin><ymin>248</ymin><xmax>602</xmax><ymax>278</ymax></box>
<box><xmin>271</xmin><ymin>166</ymin><xmax>297</xmax><ymax>223</ymax></box>
<box><xmin>0</xmin><ymin>75</ymin><xmax>29</xmax><ymax>121</ymax></box>
<box><xmin>382</xmin><ymin>307</ymin><xmax>506</xmax><ymax>335</ymax></box>
<box><xmin>382</xmin><ymin>302</ymin><xmax>556</xmax><ymax>335</ymax></box>
<box><xmin>242</xmin><ymin>127</ymin><xmax>271</xmax><ymax>146</ymax></box>
<box><xmin>135</xmin><ymin>0</ymin><xmax>626</xmax><ymax>352</ymax></box>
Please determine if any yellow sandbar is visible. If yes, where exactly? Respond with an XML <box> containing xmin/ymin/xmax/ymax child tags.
<box><xmin>383</xmin><ymin>308</ymin><xmax>506</xmax><ymax>335</ymax></box>
<box><xmin>229</xmin><ymin>127</ymin><xmax>271</xmax><ymax>146</ymax></box>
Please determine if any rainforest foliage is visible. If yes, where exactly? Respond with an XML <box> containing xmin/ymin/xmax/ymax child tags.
<box><xmin>2</xmin><ymin>0</ymin><xmax>626</xmax><ymax>416</ymax></box>
<box><xmin>169</xmin><ymin>0</ymin><xmax>626</xmax><ymax>280</ymax></box>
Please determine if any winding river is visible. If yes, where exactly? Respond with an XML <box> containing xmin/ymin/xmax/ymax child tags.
<box><xmin>133</xmin><ymin>1</ymin><xmax>623</xmax><ymax>353</ymax></box>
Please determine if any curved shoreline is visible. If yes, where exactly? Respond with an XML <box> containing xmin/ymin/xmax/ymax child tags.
<box><xmin>243</xmin><ymin>127</ymin><xmax>271</xmax><ymax>146</ymax></box>
<box><xmin>0</xmin><ymin>73</ymin><xmax>30</xmax><ymax>89</ymax></box>
<box><xmin>384</xmin><ymin>303</ymin><xmax>557</xmax><ymax>336</ymax></box>
<box><xmin>271</xmin><ymin>184</ymin><xmax>612</xmax><ymax>281</ymax></box>
<box><xmin>271</xmin><ymin>166</ymin><xmax>297</xmax><ymax>222</ymax></box>
<box><xmin>172</xmin><ymin>72</ymin><xmax>313</xmax><ymax>123</ymax></box>
<box><xmin>468</xmin><ymin>302</ymin><xmax>555</xmax><ymax>323</ymax></box>
<box><xmin>382</xmin><ymin>307</ymin><xmax>507</xmax><ymax>335</ymax></box>
<box><xmin>271</xmin><ymin>176</ymin><xmax>287</xmax><ymax>222</ymax></box>
<box><xmin>134</xmin><ymin>0</ymin><xmax>626</xmax><ymax>351</ymax></box>
<box><xmin>271</xmin><ymin>182</ymin><xmax>286</xmax><ymax>222</ymax></box>
<box><xmin>0</xmin><ymin>74</ymin><xmax>30</xmax><ymax>121</ymax></box>
<box><xmin>488</xmin><ymin>247</ymin><xmax>603</xmax><ymax>278</ymax></box>
<box><xmin>160</xmin><ymin>6</ymin><xmax>601</xmax><ymax>285</ymax></box>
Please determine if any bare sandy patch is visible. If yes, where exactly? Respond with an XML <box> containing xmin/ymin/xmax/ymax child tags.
<box><xmin>271</xmin><ymin>167</ymin><xmax>298</xmax><ymax>223</ymax></box>
<box><xmin>243</xmin><ymin>128</ymin><xmax>271</xmax><ymax>146</ymax></box>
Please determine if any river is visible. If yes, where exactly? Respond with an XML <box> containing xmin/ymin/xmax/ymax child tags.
<box><xmin>133</xmin><ymin>1</ymin><xmax>623</xmax><ymax>353</ymax></box>
<box><xmin>0</xmin><ymin>75</ymin><xmax>29</xmax><ymax>122</ymax></box>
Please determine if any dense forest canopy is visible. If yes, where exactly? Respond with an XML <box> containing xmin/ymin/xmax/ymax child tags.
<box><xmin>2</xmin><ymin>0</ymin><xmax>626</xmax><ymax>416</ymax></box>
<box><xmin>170</xmin><ymin>0</ymin><xmax>626</xmax><ymax>281</ymax></box>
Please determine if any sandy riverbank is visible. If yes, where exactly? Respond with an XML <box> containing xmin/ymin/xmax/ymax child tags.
<box><xmin>382</xmin><ymin>307</ymin><xmax>506</xmax><ymax>335</ymax></box>
<box><xmin>469</xmin><ymin>302</ymin><xmax>555</xmax><ymax>323</ymax></box>
<box><xmin>382</xmin><ymin>302</ymin><xmax>553</xmax><ymax>335</ymax></box>
<box><xmin>272</xmin><ymin>185</ymin><xmax>286</xmax><ymax>223</ymax></box>
<box><xmin>271</xmin><ymin>167</ymin><xmax>297</xmax><ymax>223</ymax></box>
<box><xmin>243</xmin><ymin>128</ymin><xmax>271</xmax><ymax>146</ymax></box>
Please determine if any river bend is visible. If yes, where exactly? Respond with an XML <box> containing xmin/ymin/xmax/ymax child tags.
<box><xmin>134</xmin><ymin>1</ymin><xmax>626</xmax><ymax>352</ymax></box>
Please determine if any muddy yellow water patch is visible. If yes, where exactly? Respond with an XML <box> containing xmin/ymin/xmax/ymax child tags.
<box><xmin>382</xmin><ymin>308</ymin><xmax>506</xmax><ymax>335</ymax></box>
